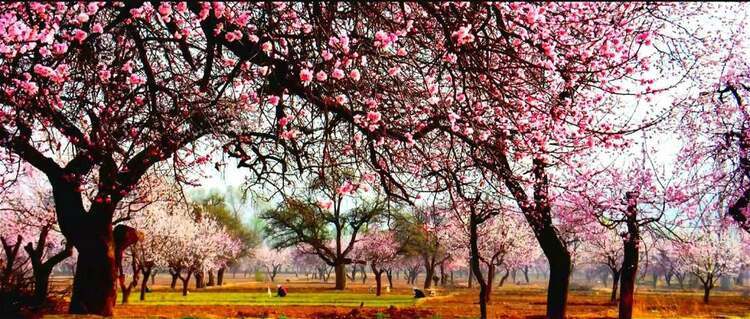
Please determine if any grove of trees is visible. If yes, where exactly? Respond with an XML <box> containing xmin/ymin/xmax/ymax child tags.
<box><xmin>1</xmin><ymin>2</ymin><xmax>750</xmax><ymax>319</ymax></box>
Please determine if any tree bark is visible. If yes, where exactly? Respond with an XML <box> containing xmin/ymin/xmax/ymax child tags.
<box><xmin>386</xmin><ymin>269</ymin><xmax>394</xmax><ymax>289</ymax></box>
<box><xmin>424</xmin><ymin>262</ymin><xmax>435</xmax><ymax>289</ymax></box>
<box><xmin>140</xmin><ymin>265</ymin><xmax>152</xmax><ymax>301</ymax></box>
<box><xmin>523</xmin><ymin>266</ymin><xmax>530</xmax><ymax>284</ymax></box>
<box><xmin>24</xmin><ymin>226</ymin><xmax>73</xmax><ymax>305</ymax></box>
<box><xmin>372</xmin><ymin>264</ymin><xmax>383</xmax><ymax>296</ymax></box>
<box><xmin>169</xmin><ymin>269</ymin><xmax>179</xmax><ymax>289</ymax></box>
<box><xmin>194</xmin><ymin>271</ymin><xmax>204</xmax><ymax>289</ymax></box>
<box><xmin>469</xmin><ymin>211</ymin><xmax>489</xmax><ymax>319</ymax></box>
<box><xmin>498</xmin><ymin>267</ymin><xmax>510</xmax><ymax>287</ymax></box>
<box><xmin>619</xmin><ymin>191</ymin><xmax>640</xmax><ymax>319</ymax></box>
<box><xmin>515</xmin><ymin>159</ymin><xmax>571</xmax><ymax>319</ymax></box>
<box><xmin>703</xmin><ymin>283</ymin><xmax>711</xmax><ymax>304</ymax></box>
<box><xmin>180</xmin><ymin>269</ymin><xmax>193</xmax><ymax>296</ymax></box>
<box><xmin>334</xmin><ymin>262</ymin><xmax>346</xmax><ymax>289</ymax></box>
<box><xmin>207</xmin><ymin>269</ymin><xmax>215</xmax><ymax>286</ymax></box>
<box><xmin>217</xmin><ymin>267</ymin><xmax>225</xmax><ymax>286</ymax></box>
<box><xmin>68</xmin><ymin>226</ymin><xmax>117</xmax><ymax>316</ymax></box>
<box><xmin>611</xmin><ymin>270</ymin><xmax>621</xmax><ymax>304</ymax></box>
<box><xmin>361</xmin><ymin>264</ymin><xmax>367</xmax><ymax>284</ymax></box>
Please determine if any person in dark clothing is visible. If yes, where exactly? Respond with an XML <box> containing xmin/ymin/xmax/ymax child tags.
<box><xmin>413</xmin><ymin>287</ymin><xmax>425</xmax><ymax>298</ymax></box>
<box><xmin>276</xmin><ymin>284</ymin><xmax>288</xmax><ymax>297</ymax></box>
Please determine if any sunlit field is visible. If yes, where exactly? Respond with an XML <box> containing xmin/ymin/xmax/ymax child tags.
<box><xmin>41</xmin><ymin>274</ymin><xmax>750</xmax><ymax>319</ymax></box>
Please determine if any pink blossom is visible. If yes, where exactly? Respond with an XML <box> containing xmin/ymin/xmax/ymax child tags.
<box><xmin>33</xmin><ymin>64</ymin><xmax>53</xmax><ymax>78</ymax></box>
<box><xmin>52</xmin><ymin>43</ymin><xmax>68</xmax><ymax>55</ymax></box>
<box><xmin>268</xmin><ymin>95</ymin><xmax>280</xmax><ymax>106</ymax></box>
<box><xmin>315</xmin><ymin>70</ymin><xmax>328</xmax><ymax>81</ymax></box>
<box><xmin>91</xmin><ymin>23</ymin><xmax>103</xmax><ymax>33</ymax></box>
<box><xmin>335</xmin><ymin>94</ymin><xmax>348</xmax><ymax>105</ymax></box>
<box><xmin>362</xmin><ymin>173</ymin><xmax>376</xmax><ymax>183</ymax></box>
<box><xmin>158</xmin><ymin>3</ymin><xmax>172</xmax><ymax>16</ymax></box>
<box><xmin>321</xmin><ymin>50</ymin><xmax>333</xmax><ymax>61</ymax></box>
<box><xmin>388</xmin><ymin>67</ymin><xmax>400</xmax><ymax>76</ymax></box>
<box><xmin>331</xmin><ymin>68</ymin><xmax>345</xmax><ymax>80</ymax></box>
<box><xmin>299</xmin><ymin>68</ymin><xmax>313</xmax><ymax>85</ymax></box>
<box><xmin>367</xmin><ymin>111</ymin><xmax>381</xmax><ymax>123</ymax></box>
<box><xmin>337</xmin><ymin>181</ymin><xmax>354</xmax><ymax>195</ymax></box>
<box><xmin>98</xmin><ymin>69</ymin><xmax>111</xmax><ymax>82</ymax></box>
<box><xmin>77</xmin><ymin>13</ymin><xmax>89</xmax><ymax>23</ymax></box>
<box><xmin>73</xmin><ymin>29</ymin><xmax>87</xmax><ymax>44</ymax></box>
<box><xmin>225</xmin><ymin>30</ymin><xmax>242</xmax><ymax>42</ymax></box>
<box><xmin>317</xmin><ymin>198</ymin><xmax>333</xmax><ymax>210</ymax></box>
<box><xmin>280</xmin><ymin>129</ymin><xmax>299</xmax><ymax>140</ymax></box>
<box><xmin>128</xmin><ymin>74</ymin><xmax>144</xmax><ymax>85</ymax></box>
<box><xmin>349</xmin><ymin>69</ymin><xmax>361</xmax><ymax>81</ymax></box>
<box><xmin>451</xmin><ymin>25</ymin><xmax>474</xmax><ymax>46</ymax></box>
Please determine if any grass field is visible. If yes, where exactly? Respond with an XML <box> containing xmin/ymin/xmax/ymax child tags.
<box><xmin>42</xmin><ymin>274</ymin><xmax>750</xmax><ymax>318</ymax></box>
<box><xmin>119</xmin><ymin>291</ymin><xmax>416</xmax><ymax>307</ymax></box>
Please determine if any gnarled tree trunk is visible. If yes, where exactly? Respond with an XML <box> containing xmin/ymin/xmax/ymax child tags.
<box><xmin>619</xmin><ymin>191</ymin><xmax>640</xmax><ymax>319</ymax></box>
<box><xmin>68</xmin><ymin>222</ymin><xmax>117</xmax><ymax>315</ymax></box>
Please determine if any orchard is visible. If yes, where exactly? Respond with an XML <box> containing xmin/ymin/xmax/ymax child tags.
<box><xmin>1</xmin><ymin>2</ymin><xmax>750</xmax><ymax>319</ymax></box>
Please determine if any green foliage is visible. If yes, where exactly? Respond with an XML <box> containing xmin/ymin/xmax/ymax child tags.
<box><xmin>260</xmin><ymin>196</ymin><xmax>387</xmax><ymax>251</ymax></box>
<box><xmin>254</xmin><ymin>269</ymin><xmax>265</xmax><ymax>282</ymax></box>
<box><xmin>192</xmin><ymin>189</ymin><xmax>261</xmax><ymax>258</ymax></box>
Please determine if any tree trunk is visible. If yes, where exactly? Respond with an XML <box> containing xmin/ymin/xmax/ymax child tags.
<box><xmin>424</xmin><ymin>263</ymin><xmax>435</xmax><ymax>289</ymax></box>
<box><xmin>140</xmin><ymin>266</ymin><xmax>152</xmax><ymax>301</ymax></box>
<box><xmin>619</xmin><ymin>191</ymin><xmax>640</xmax><ymax>319</ymax></box>
<box><xmin>207</xmin><ymin>270</ymin><xmax>215</xmax><ymax>287</ymax></box>
<box><xmin>498</xmin><ymin>267</ymin><xmax>510</xmax><ymax>287</ymax></box>
<box><xmin>440</xmin><ymin>262</ymin><xmax>447</xmax><ymax>286</ymax></box>
<box><xmin>372</xmin><ymin>264</ymin><xmax>383</xmax><ymax>296</ymax></box>
<box><xmin>469</xmin><ymin>211</ymin><xmax>488</xmax><ymax>319</ymax></box>
<box><xmin>664</xmin><ymin>271</ymin><xmax>672</xmax><ymax>287</ymax></box>
<box><xmin>24</xmin><ymin>226</ymin><xmax>73</xmax><ymax>306</ymax></box>
<box><xmin>523</xmin><ymin>266</ymin><xmax>530</xmax><ymax>284</ymax></box>
<box><xmin>68</xmin><ymin>229</ymin><xmax>117</xmax><ymax>316</ymax></box>
<box><xmin>334</xmin><ymin>262</ymin><xmax>346</xmax><ymax>290</ymax></box>
<box><xmin>485</xmin><ymin>265</ymin><xmax>495</xmax><ymax>302</ymax></box>
<box><xmin>217</xmin><ymin>267</ymin><xmax>225</xmax><ymax>286</ymax></box>
<box><xmin>194</xmin><ymin>271</ymin><xmax>204</xmax><ymax>289</ymax></box>
<box><xmin>703</xmin><ymin>283</ymin><xmax>711</xmax><ymax>304</ymax></box>
<box><xmin>0</xmin><ymin>235</ymin><xmax>22</xmax><ymax>290</ymax></box>
<box><xmin>180</xmin><ymin>270</ymin><xmax>193</xmax><ymax>296</ymax></box>
<box><xmin>386</xmin><ymin>269</ymin><xmax>394</xmax><ymax>289</ymax></box>
<box><xmin>520</xmin><ymin>158</ymin><xmax>572</xmax><ymax>319</ymax></box>
<box><xmin>361</xmin><ymin>264</ymin><xmax>367</xmax><ymax>284</ymax></box>
<box><xmin>611</xmin><ymin>270</ymin><xmax>621</xmax><ymax>304</ymax></box>
<box><xmin>170</xmin><ymin>270</ymin><xmax>179</xmax><ymax>289</ymax></box>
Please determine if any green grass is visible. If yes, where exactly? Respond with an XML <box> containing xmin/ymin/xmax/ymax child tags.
<box><xmin>121</xmin><ymin>291</ymin><xmax>416</xmax><ymax>307</ymax></box>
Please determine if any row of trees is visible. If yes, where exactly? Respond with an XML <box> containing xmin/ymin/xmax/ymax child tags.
<box><xmin>1</xmin><ymin>2</ymin><xmax>749</xmax><ymax>318</ymax></box>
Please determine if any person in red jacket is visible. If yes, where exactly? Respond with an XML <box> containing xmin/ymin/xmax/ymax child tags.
<box><xmin>276</xmin><ymin>284</ymin><xmax>288</xmax><ymax>297</ymax></box>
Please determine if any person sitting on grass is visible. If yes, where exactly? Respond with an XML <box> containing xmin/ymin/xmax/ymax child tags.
<box><xmin>413</xmin><ymin>287</ymin><xmax>425</xmax><ymax>299</ymax></box>
<box><xmin>277</xmin><ymin>284</ymin><xmax>288</xmax><ymax>297</ymax></box>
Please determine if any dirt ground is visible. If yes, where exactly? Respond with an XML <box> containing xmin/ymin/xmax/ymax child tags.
<box><xmin>44</xmin><ymin>273</ymin><xmax>750</xmax><ymax>318</ymax></box>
